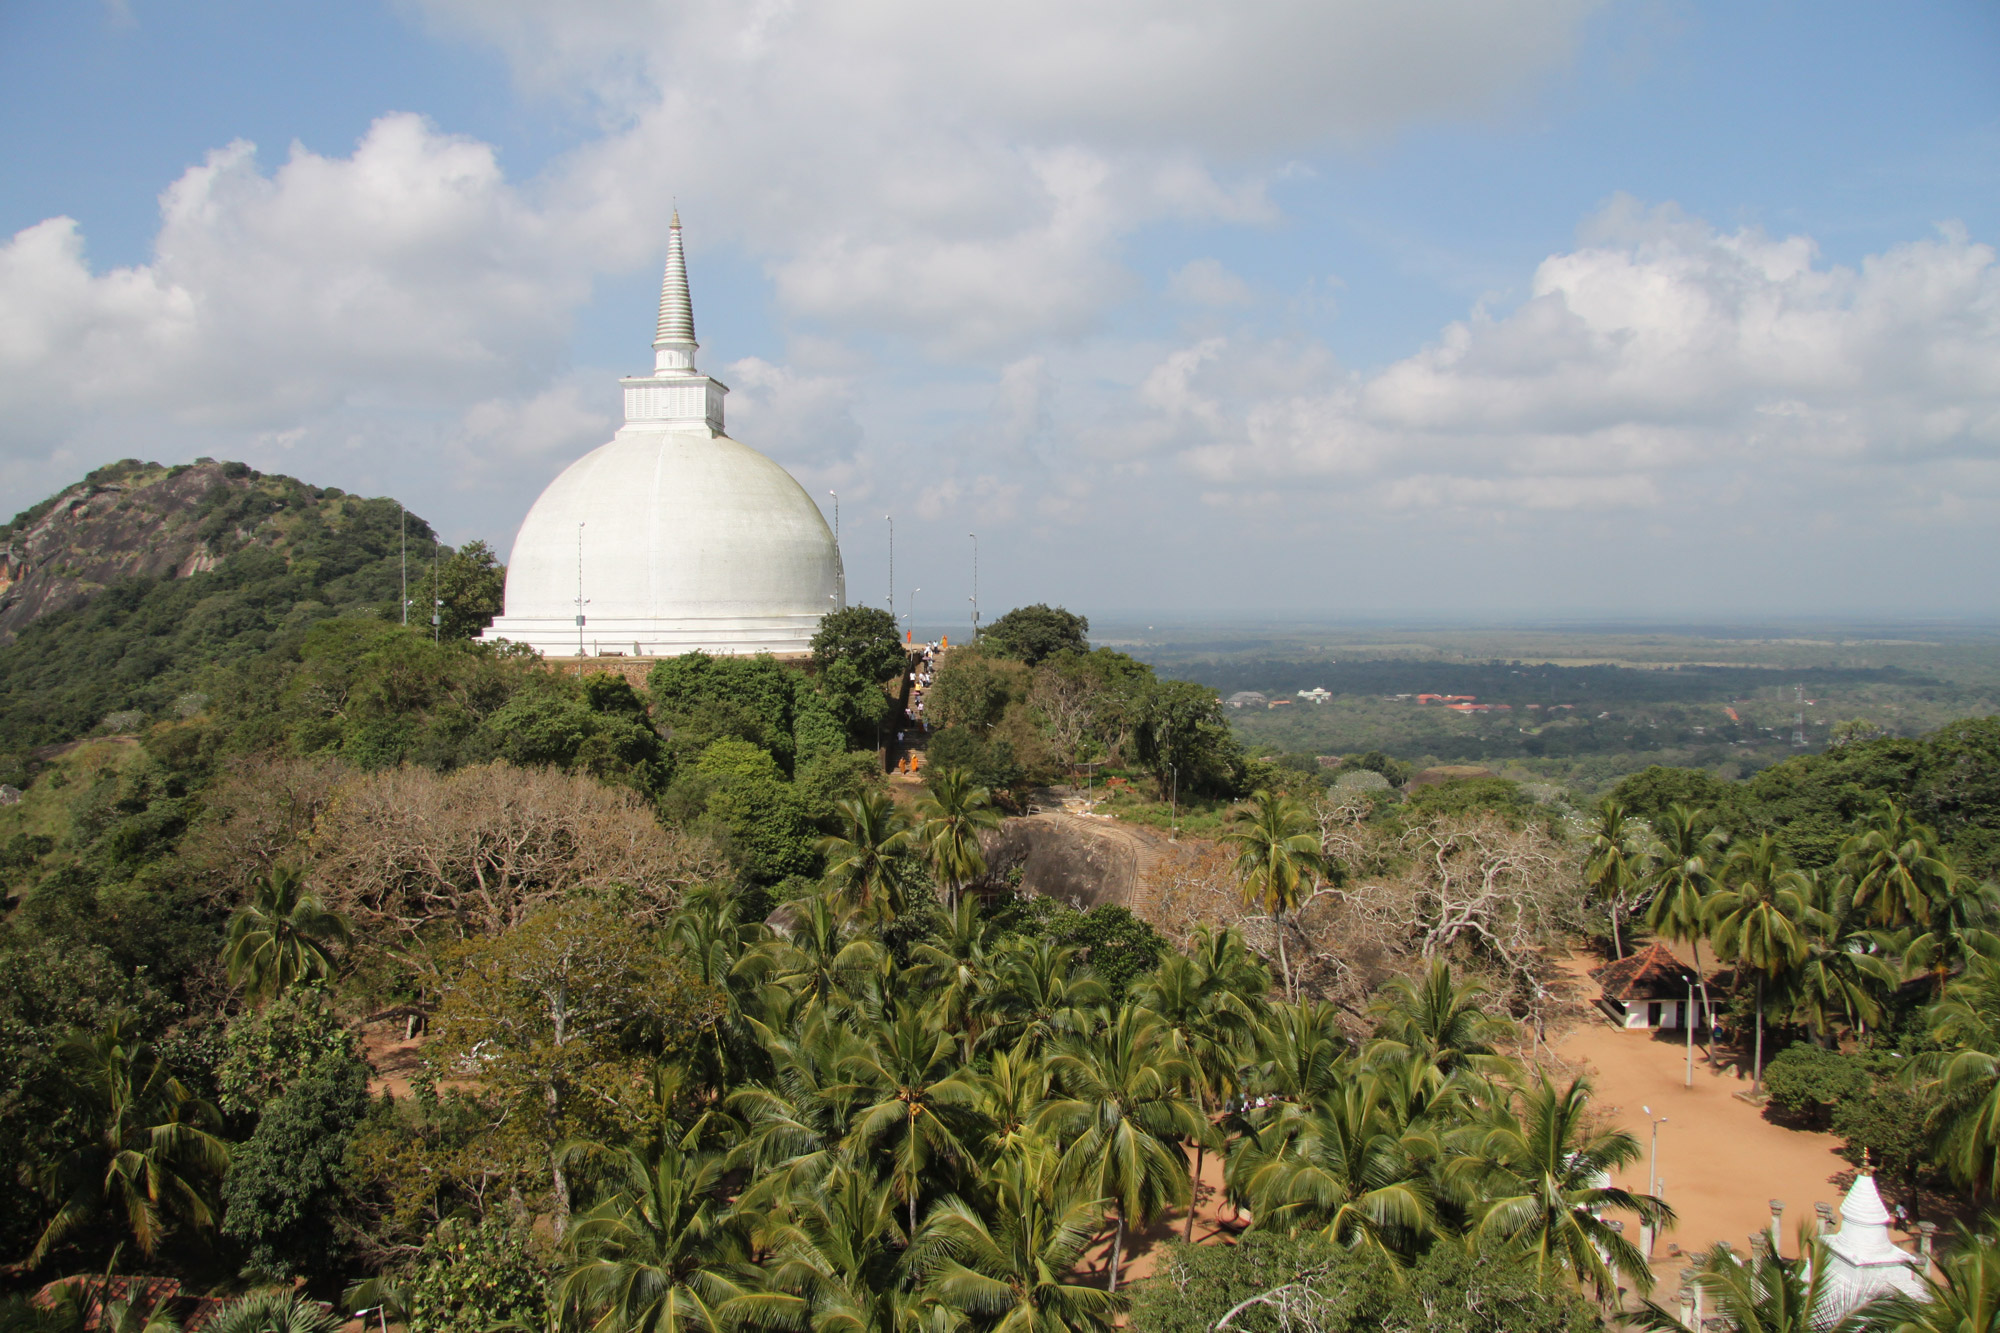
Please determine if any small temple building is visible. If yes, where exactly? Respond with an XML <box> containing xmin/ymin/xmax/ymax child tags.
<box><xmin>1590</xmin><ymin>942</ymin><xmax>1709</xmax><ymax>1030</ymax></box>
<box><xmin>481</xmin><ymin>215</ymin><xmax>842</xmax><ymax>658</ymax></box>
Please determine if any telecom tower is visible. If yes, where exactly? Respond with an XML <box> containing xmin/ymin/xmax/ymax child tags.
<box><xmin>1792</xmin><ymin>683</ymin><xmax>1808</xmax><ymax>747</ymax></box>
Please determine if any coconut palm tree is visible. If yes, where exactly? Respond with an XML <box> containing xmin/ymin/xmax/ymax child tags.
<box><xmin>559</xmin><ymin>1142</ymin><xmax>751</xmax><ymax>1333</ymax></box>
<box><xmin>843</xmin><ymin>1007</ymin><xmax>983</xmax><ymax>1238</ymax></box>
<box><xmin>1789</xmin><ymin>871</ymin><xmax>1896</xmax><ymax>1047</ymax></box>
<box><xmin>201</xmin><ymin>1292</ymin><xmax>342</xmax><ymax>1333</ymax></box>
<box><xmin>29</xmin><ymin>1011</ymin><xmax>229</xmax><ymax>1265</ymax></box>
<box><xmin>1229</xmin><ymin>1070</ymin><xmax>1437</xmax><ymax>1260</ymax></box>
<box><xmin>1643</xmin><ymin>805</ymin><xmax>1729</xmax><ymax>1062</ymax></box>
<box><xmin>912</xmin><ymin>897</ymin><xmax>1004</xmax><ymax>1063</ymax></box>
<box><xmin>1128</xmin><ymin>940</ymin><xmax>1262</xmax><ymax>1239</ymax></box>
<box><xmin>1448</xmin><ymin>1073</ymin><xmax>1671</xmax><ymax>1300</ymax></box>
<box><xmin>1840</xmin><ymin>799</ymin><xmax>1955</xmax><ymax>930</ymax></box>
<box><xmin>1709</xmin><ymin>834</ymin><xmax>1813</xmax><ymax>1093</ymax></box>
<box><xmin>920</xmin><ymin>1145</ymin><xmax>1123</xmax><ymax>1333</ymax></box>
<box><xmin>1245</xmin><ymin>999</ymin><xmax>1351</xmax><ymax>1117</ymax></box>
<box><xmin>760</xmin><ymin>892</ymin><xmax>887</xmax><ymax>1020</ymax></box>
<box><xmin>975</xmin><ymin>1043</ymin><xmax>1052</xmax><ymax>1158</ymax></box>
<box><xmin>1854</xmin><ymin>1221</ymin><xmax>2000</xmax><ymax>1333</ymax></box>
<box><xmin>1039</xmin><ymin>1007</ymin><xmax>1205</xmax><ymax>1291</ymax></box>
<box><xmin>736</xmin><ymin>1162</ymin><xmax>945</xmax><ymax>1333</ymax></box>
<box><xmin>913</xmin><ymin>768</ymin><xmax>1002</xmax><ymax>911</ymax></box>
<box><xmin>222</xmin><ymin>864</ymin><xmax>351</xmax><ymax>1000</ymax></box>
<box><xmin>819</xmin><ymin>792</ymin><xmax>914</xmax><ymax>922</ymax></box>
<box><xmin>1888</xmin><ymin>852</ymin><xmax>2000</xmax><ymax>999</ymax></box>
<box><xmin>986</xmin><ymin>939</ymin><xmax>1108</xmax><ymax>1056</ymax></box>
<box><xmin>1584</xmin><ymin>798</ymin><xmax>1653</xmax><ymax>958</ymax></box>
<box><xmin>1912</xmin><ymin>955</ymin><xmax>2000</xmax><ymax>1195</ymax></box>
<box><xmin>1364</xmin><ymin>960</ymin><xmax>1514</xmax><ymax>1088</ymax></box>
<box><xmin>1221</xmin><ymin>790</ymin><xmax>1326</xmax><ymax>1001</ymax></box>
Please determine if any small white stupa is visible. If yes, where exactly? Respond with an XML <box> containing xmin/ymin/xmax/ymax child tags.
<box><xmin>1817</xmin><ymin>1174</ymin><xmax>1928</xmax><ymax>1317</ymax></box>
<box><xmin>481</xmin><ymin>214</ymin><xmax>841</xmax><ymax>658</ymax></box>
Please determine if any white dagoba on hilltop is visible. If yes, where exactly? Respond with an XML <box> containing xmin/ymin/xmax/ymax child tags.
<box><xmin>1817</xmin><ymin>1174</ymin><xmax>1928</xmax><ymax>1317</ymax></box>
<box><xmin>480</xmin><ymin>214</ymin><xmax>841</xmax><ymax>658</ymax></box>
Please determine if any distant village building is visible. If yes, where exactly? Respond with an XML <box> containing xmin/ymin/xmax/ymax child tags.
<box><xmin>1225</xmin><ymin>691</ymin><xmax>1268</xmax><ymax>709</ymax></box>
<box><xmin>1296</xmin><ymin>687</ymin><xmax>1332</xmax><ymax>704</ymax></box>
<box><xmin>1590</xmin><ymin>942</ymin><xmax>1708</xmax><ymax>1029</ymax></box>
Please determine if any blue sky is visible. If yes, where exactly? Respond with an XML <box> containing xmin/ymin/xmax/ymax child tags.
<box><xmin>1</xmin><ymin>0</ymin><xmax>1996</xmax><ymax>623</ymax></box>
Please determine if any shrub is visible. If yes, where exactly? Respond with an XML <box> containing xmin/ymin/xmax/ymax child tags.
<box><xmin>405</xmin><ymin>1218</ymin><xmax>557</xmax><ymax>1333</ymax></box>
<box><xmin>220</xmin><ymin>1058</ymin><xmax>370</xmax><ymax>1279</ymax></box>
<box><xmin>1762</xmin><ymin>1044</ymin><xmax>1870</xmax><ymax>1127</ymax></box>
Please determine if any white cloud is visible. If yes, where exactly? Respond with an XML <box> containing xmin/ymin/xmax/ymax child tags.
<box><xmin>1168</xmin><ymin>259</ymin><xmax>1255</xmax><ymax>308</ymax></box>
<box><xmin>414</xmin><ymin>0</ymin><xmax>1601</xmax><ymax>351</ymax></box>
<box><xmin>1161</xmin><ymin>203</ymin><xmax>2000</xmax><ymax>516</ymax></box>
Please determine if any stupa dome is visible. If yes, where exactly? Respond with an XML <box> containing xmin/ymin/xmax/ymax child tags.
<box><xmin>480</xmin><ymin>215</ymin><xmax>841</xmax><ymax>658</ymax></box>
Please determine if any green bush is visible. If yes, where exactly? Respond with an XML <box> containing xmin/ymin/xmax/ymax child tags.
<box><xmin>1762</xmin><ymin>1044</ymin><xmax>1870</xmax><ymax>1126</ymax></box>
<box><xmin>405</xmin><ymin>1218</ymin><xmax>557</xmax><ymax>1333</ymax></box>
<box><xmin>220</xmin><ymin>1058</ymin><xmax>370</xmax><ymax>1279</ymax></box>
<box><xmin>216</xmin><ymin>985</ymin><xmax>359</xmax><ymax>1120</ymax></box>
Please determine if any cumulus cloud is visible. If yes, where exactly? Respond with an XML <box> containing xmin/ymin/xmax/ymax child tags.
<box><xmin>1167</xmin><ymin>202</ymin><xmax>2000</xmax><ymax>517</ymax></box>
<box><xmin>416</xmin><ymin>0</ymin><xmax>1599</xmax><ymax>352</ymax></box>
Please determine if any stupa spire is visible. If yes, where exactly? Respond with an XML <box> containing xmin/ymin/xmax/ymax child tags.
<box><xmin>652</xmin><ymin>211</ymin><xmax>698</xmax><ymax>372</ymax></box>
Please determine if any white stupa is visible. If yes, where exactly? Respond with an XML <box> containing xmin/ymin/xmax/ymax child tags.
<box><xmin>480</xmin><ymin>215</ymin><xmax>841</xmax><ymax>658</ymax></box>
<box><xmin>1817</xmin><ymin>1174</ymin><xmax>1928</xmax><ymax>1317</ymax></box>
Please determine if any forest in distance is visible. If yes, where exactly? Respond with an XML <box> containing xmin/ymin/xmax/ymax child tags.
<box><xmin>1105</xmin><ymin>622</ymin><xmax>2000</xmax><ymax>793</ymax></box>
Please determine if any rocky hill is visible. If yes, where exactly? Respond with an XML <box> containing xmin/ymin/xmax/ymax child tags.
<box><xmin>0</xmin><ymin>459</ymin><xmax>447</xmax><ymax>750</ymax></box>
<box><xmin>0</xmin><ymin>460</ymin><xmax>300</xmax><ymax>643</ymax></box>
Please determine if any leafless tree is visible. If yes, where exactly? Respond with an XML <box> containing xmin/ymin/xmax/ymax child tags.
<box><xmin>1032</xmin><ymin>661</ymin><xmax>1098</xmax><ymax>770</ymax></box>
<box><xmin>309</xmin><ymin>761</ymin><xmax>726</xmax><ymax>944</ymax></box>
<box><xmin>175</xmin><ymin>755</ymin><xmax>357</xmax><ymax>902</ymax></box>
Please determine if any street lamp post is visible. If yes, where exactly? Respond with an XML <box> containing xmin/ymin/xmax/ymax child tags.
<box><xmin>885</xmin><ymin>515</ymin><xmax>894</xmax><ymax>617</ymax></box>
<box><xmin>1642</xmin><ymin>1105</ymin><xmax>1668</xmax><ymax>1258</ymax></box>
<box><xmin>574</xmin><ymin>522</ymin><xmax>589</xmax><ymax>657</ymax></box>
<box><xmin>968</xmin><ymin>532</ymin><xmax>978</xmax><ymax>641</ymax></box>
<box><xmin>906</xmin><ymin>588</ymin><xmax>920</xmax><ymax>642</ymax></box>
<box><xmin>829</xmin><ymin>491</ymin><xmax>843</xmax><ymax>609</ymax></box>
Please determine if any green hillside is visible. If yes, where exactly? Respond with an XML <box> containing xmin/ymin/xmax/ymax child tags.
<box><xmin>0</xmin><ymin>459</ymin><xmax>455</xmax><ymax>753</ymax></box>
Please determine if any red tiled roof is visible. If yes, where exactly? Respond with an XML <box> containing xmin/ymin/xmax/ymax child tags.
<box><xmin>1590</xmin><ymin>942</ymin><xmax>1699</xmax><ymax>1002</ymax></box>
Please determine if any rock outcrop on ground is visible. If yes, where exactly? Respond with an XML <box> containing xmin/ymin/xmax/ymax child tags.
<box><xmin>981</xmin><ymin>808</ymin><xmax>1173</xmax><ymax>912</ymax></box>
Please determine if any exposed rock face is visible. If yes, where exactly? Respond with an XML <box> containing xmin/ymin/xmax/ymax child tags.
<box><xmin>980</xmin><ymin>811</ymin><xmax>1172</xmax><ymax>912</ymax></box>
<box><xmin>0</xmin><ymin>461</ymin><xmax>261</xmax><ymax>644</ymax></box>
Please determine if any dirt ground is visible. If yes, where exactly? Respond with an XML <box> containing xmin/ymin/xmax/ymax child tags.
<box><xmin>1550</xmin><ymin>953</ymin><xmax>1886</xmax><ymax>1290</ymax></box>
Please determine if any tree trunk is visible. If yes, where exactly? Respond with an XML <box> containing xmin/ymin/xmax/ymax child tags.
<box><xmin>1277</xmin><ymin>911</ymin><xmax>1294</xmax><ymax>1002</ymax></box>
<box><xmin>1186</xmin><ymin>1143</ymin><xmax>1205</xmax><ymax>1243</ymax></box>
<box><xmin>547</xmin><ymin>1083</ymin><xmax>570</xmax><ymax>1239</ymax></box>
<box><xmin>1753</xmin><ymin>975</ymin><xmax>1765</xmax><ymax>1093</ymax></box>
<box><xmin>1611</xmin><ymin>905</ymin><xmax>1624</xmax><ymax>959</ymax></box>
<box><xmin>1692</xmin><ymin>938</ymin><xmax>1718</xmax><ymax>1066</ymax></box>
<box><xmin>1108</xmin><ymin>1211</ymin><xmax>1125</xmax><ymax>1292</ymax></box>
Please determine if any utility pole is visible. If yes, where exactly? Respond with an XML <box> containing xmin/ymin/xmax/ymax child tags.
<box><xmin>400</xmin><ymin>507</ymin><xmax>408</xmax><ymax>626</ymax></box>
<box><xmin>829</xmin><ymin>491</ymin><xmax>844</xmax><ymax>609</ymax></box>
<box><xmin>1793</xmin><ymin>683</ymin><xmax>1807</xmax><ymax>747</ymax></box>
<box><xmin>431</xmin><ymin>546</ymin><xmax>442</xmax><ymax>644</ymax></box>
<box><xmin>906</xmin><ymin>587</ymin><xmax>920</xmax><ymax>642</ymax></box>
<box><xmin>885</xmin><ymin>514</ymin><xmax>894</xmax><ymax>617</ymax></box>
<box><xmin>574</xmin><ymin>522</ymin><xmax>589</xmax><ymax>657</ymax></box>
<box><xmin>968</xmin><ymin>532</ymin><xmax>978</xmax><ymax>642</ymax></box>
